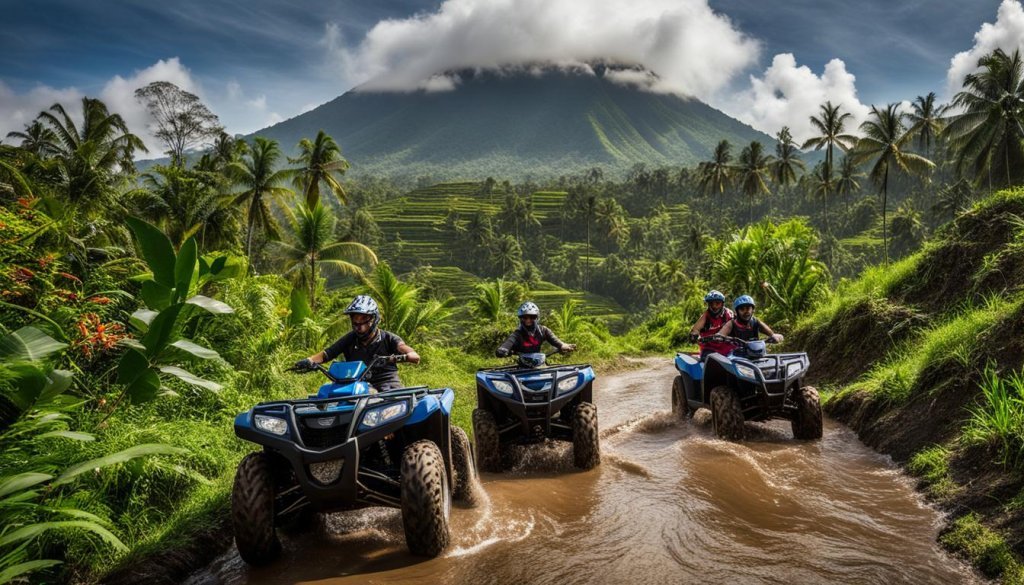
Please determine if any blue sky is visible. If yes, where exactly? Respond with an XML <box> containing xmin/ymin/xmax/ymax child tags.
<box><xmin>0</xmin><ymin>0</ymin><xmax>1015</xmax><ymax>145</ymax></box>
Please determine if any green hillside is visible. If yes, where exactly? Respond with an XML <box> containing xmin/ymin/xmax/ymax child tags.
<box><xmin>252</xmin><ymin>64</ymin><xmax>776</xmax><ymax>179</ymax></box>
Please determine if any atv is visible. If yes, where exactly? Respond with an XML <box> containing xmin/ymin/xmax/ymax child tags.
<box><xmin>230</xmin><ymin>355</ymin><xmax>477</xmax><ymax>566</ymax></box>
<box><xmin>671</xmin><ymin>335</ymin><xmax>822</xmax><ymax>441</ymax></box>
<box><xmin>473</xmin><ymin>350</ymin><xmax>599</xmax><ymax>471</ymax></box>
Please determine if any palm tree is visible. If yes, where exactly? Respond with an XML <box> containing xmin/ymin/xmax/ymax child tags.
<box><xmin>903</xmin><ymin>92</ymin><xmax>947</xmax><ymax>157</ymax></box>
<box><xmin>226</xmin><ymin>137</ymin><xmax>295</xmax><ymax>265</ymax></box>
<box><xmin>470</xmin><ymin>279</ymin><xmax>511</xmax><ymax>323</ymax></box>
<box><xmin>852</xmin><ymin>103</ymin><xmax>935</xmax><ymax>264</ymax></box>
<box><xmin>273</xmin><ymin>202</ymin><xmax>376</xmax><ymax>309</ymax></box>
<box><xmin>771</xmin><ymin>127</ymin><xmax>806</xmax><ymax>193</ymax></box>
<box><xmin>736</xmin><ymin>141</ymin><xmax>774</xmax><ymax>224</ymax></box>
<box><xmin>133</xmin><ymin>165</ymin><xmax>237</xmax><ymax>248</ymax></box>
<box><xmin>809</xmin><ymin>162</ymin><xmax>833</xmax><ymax>232</ymax></box>
<box><xmin>289</xmin><ymin>130</ymin><xmax>350</xmax><ymax>208</ymax></box>
<box><xmin>5</xmin><ymin>120</ymin><xmax>59</xmax><ymax>158</ymax></box>
<box><xmin>802</xmin><ymin>101</ymin><xmax>858</xmax><ymax>233</ymax></box>
<box><xmin>490</xmin><ymin>235</ymin><xmax>522</xmax><ymax>276</ymax></box>
<box><xmin>362</xmin><ymin>263</ymin><xmax>451</xmax><ymax>343</ymax></box>
<box><xmin>943</xmin><ymin>48</ymin><xmax>1024</xmax><ymax>189</ymax></box>
<box><xmin>834</xmin><ymin>154</ymin><xmax>863</xmax><ymax>213</ymax></box>
<box><xmin>698</xmin><ymin>140</ymin><xmax>734</xmax><ymax>196</ymax></box>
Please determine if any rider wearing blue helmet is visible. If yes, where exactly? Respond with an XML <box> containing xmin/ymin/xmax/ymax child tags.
<box><xmin>295</xmin><ymin>295</ymin><xmax>420</xmax><ymax>391</ymax></box>
<box><xmin>718</xmin><ymin>295</ymin><xmax>783</xmax><ymax>344</ymax></box>
<box><xmin>496</xmin><ymin>301</ymin><xmax>576</xmax><ymax>357</ymax></box>
<box><xmin>689</xmin><ymin>290</ymin><xmax>735</xmax><ymax>358</ymax></box>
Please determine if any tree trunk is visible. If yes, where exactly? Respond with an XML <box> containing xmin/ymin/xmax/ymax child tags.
<box><xmin>309</xmin><ymin>254</ymin><xmax>317</xmax><ymax>310</ymax></box>
<box><xmin>882</xmin><ymin>165</ymin><xmax>889</xmax><ymax>266</ymax></box>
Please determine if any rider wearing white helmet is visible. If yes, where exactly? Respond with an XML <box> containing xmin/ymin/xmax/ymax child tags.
<box><xmin>296</xmin><ymin>295</ymin><xmax>420</xmax><ymax>391</ymax></box>
<box><xmin>495</xmin><ymin>301</ymin><xmax>576</xmax><ymax>357</ymax></box>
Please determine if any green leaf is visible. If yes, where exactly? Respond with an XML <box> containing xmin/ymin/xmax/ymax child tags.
<box><xmin>119</xmin><ymin>338</ymin><xmax>146</xmax><ymax>352</ymax></box>
<box><xmin>288</xmin><ymin>287</ymin><xmax>311</xmax><ymax>327</ymax></box>
<box><xmin>0</xmin><ymin>520</ymin><xmax>126</xmax><ymax>551</ymax></box>
<box><xmin>0</xmin><ymin>303</ymin><xmax>68</xmax><ymax>341</ymax></box>
<box><xmin>39</xmin><ymin>369</ymin><xmax>73</xmax><ymax>403</ymax></box>
<box><xmin>141</xmin><ymin>304</ymin><xmax>184</xmax><ymax>357</ymax></box>
<box><xmin>126</xmin><ymin>368</ymin><xmax>161</xmax><ymax>404</ymax></box>
<box><xmin>158</xmin><ymin>366</ymin><xmax>222</xmax><ymax>392</ymax></box>
<box><xmin>0</xmin><ymin>327</ymin><xmax>66</xmax><ymax>361</ymax></box>
<box><xmin>129</xmin><ymin>308</ymin><xmax>159</xmax><ymax>332</ymax></box>
<box><xmin>174</xmin><ymin>237</ymin><xmax>198</xmax><ymax>303</ymax></box>
<box><xmin>209</xmin><ymin>255</ymin><xmax>227</xmax><ymax>275</ymax></box>
<box><xmin>37</xmin><ymin>430</ymin><xmax>95</xmax><ymax>442</ymax></box>
<box><xmin>4</xmin><ymin>363</ymin><xmax>48</xmax><ymax>409</ymax></box>
<box><xmin>0</xmin><ymin>559</ymin><xmax>63</xmax><ymax>583</ymax></box>
<box><xmin>169</xmin><ymin>339</ymin><xmax>220</xmax><ymax>361</ymax></box>
<box><xmin>185</xmin><ymin>295</ymin><xmax>233</xmax><ymax>315</ymax></box>
<box><xmin>141</xmin><ymin>280</ymin><xmax>173</xmax><ymax>311</ymax></box>
<box><xmin>0</xmin><ymin>472</ymin><xmax>52</xmax><ymax>498</ymax></box>
<box><xmin>54</xmin><ymin>443</ymin><xmax>186</xmax><ymax>486</ymax></box>
<box><xmin>126</xmin><ymin>216</ymin><xmax>176</xmax><ymax>288</ymax></box>
<box><xmin>117</xmin><ymin>348</ymin><xmax>150</xmax><ymax>385</ymax></box>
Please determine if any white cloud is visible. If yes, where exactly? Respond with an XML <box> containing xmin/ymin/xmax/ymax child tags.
<box><xmin>335</xmin><ymin>0</ymin><xmax>761</xmax><ymax>99</ymax></box>
<box><xmin>0</xmin><ymin>82</ymin><xmax>83</xmax><ymax>142</ymax></box>
<box><xmin>946</xmin><ymin>0</ymin><xmax>1024</xmax><ymax>94</ymax></box>
<box><xmin>725</xmin><ymin>53</ymin><xmax>871</xmax><ymax>143</ymax></box>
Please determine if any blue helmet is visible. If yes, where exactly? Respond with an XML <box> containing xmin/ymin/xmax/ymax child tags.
<box><xmin>704</xmin><ymin>290</ymin><xmax>725</xmax><ymax>303</ymax></box>
<box><xmin>344</xmin><ymin>295</ymin><xmax>380</xmax><ymax>339</ymax></box>
<box><xmin>733</xmin><ymin>295</ymin><xmax>756</xmax><ymax>311</ymax></box>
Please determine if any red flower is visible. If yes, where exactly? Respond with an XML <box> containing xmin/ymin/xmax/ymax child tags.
<box><xmin>88</xmin><ymin>296</ymin><xmax>112</xmax><ymax>305</ymax></box>
<box><xmin>13</xmin><ymin>267</ymin><xmax>35</xmax><ymax>282</ymax></box>
<box><xmin>73</xmin><ymin>313</ymin><xmax>127</xmax><ymax>359</ymax></box>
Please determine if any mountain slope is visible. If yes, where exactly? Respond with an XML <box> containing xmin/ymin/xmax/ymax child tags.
<box><xmin>252</xmin><ymin>65</ymin><xmax>776</xmax><ymax>178</ymax></box>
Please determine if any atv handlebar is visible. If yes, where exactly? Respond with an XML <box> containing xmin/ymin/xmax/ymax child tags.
<box><xmin>286</xmin><ymin>354</ymin><xmax>394</xmax><ymax>383</ymax></box>
<box><xmin>698</xmin><ymin>335</ymin><xmax>778</xmax><ymax>345</ymax></box>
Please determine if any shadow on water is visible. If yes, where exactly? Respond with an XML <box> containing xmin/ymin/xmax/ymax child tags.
<box><xmin>190</xmin><ymin>359</ymin><xmax>980</xmax><ymax>585</ymax></box>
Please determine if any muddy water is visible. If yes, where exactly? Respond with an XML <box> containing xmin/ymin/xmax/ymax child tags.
<box><xmin>191</xmin><ymin>359</ymin><xmax>978</xmax><ymax>585</ymax></box>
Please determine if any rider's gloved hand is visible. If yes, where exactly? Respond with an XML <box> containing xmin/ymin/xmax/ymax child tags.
<box><xmin>293</xmin><ymin>358</ymin><xmax>315</xmax><ymax>371</ymax></box>
<box><xmin>496</xmin><ymin>347</ymin><xmax>511</xmax><ymax>358</ymax></box>
<box><xmin>689</xmin><ymin>331</ymin><xmax>699</xmax><ymax>342</ymax></box>
<box><xmin>389</xmin><ymin>353</ymin><xmax>408</xmax><ymax>364</ymax></box>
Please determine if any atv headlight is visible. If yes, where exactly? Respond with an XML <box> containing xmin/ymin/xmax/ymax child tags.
<box><xmin>490</xmin><ymin>379</ymin><xmax>514</xmax><ymax>395</ymax></box>
<box><xmin>254</xmin><ymin>414</ymin><xmax>288</xmax><ymax>436</ymax></box>
<box><xmin>786</xmin><ymin>362</ymin><xmax>803</xmax><ymax>377</ymax></box>
<box><xmin>359</xmin><ymin>401</ymin><xmax>408</xmax><ymax>430</ymax></box>
<box><xmin>735</xmin><ymin>365</ymin><xmax>757</xmax><ymax>380</ymax></box>
<box><xmin>556</xmin><ymin>375</ymin><xmax>579</xmax><ymax>394</ymax></box>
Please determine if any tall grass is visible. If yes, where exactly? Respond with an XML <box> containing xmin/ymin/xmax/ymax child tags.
<box><xmin>963</xmin><ymin>366</ymin><xmax>1024</xmax><ymax>467</ymax></box>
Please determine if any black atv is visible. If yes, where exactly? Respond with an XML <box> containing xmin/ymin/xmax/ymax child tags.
<box><xmin>672</xmin><ymin>336</ymin><xmax>822</xmax><ymax>441</ymax></box>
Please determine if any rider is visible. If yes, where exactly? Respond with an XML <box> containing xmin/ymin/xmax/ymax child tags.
<box><xmin>717</xmin><ymin>295</ymin><xmax>783</xmax><ymax>345</ymax></box>
<box><xmin>688</xmin><ymin>290</ymin><xmax>735</xmax><ymax>359</ymax></box>
<box><xmin>496</xmin><ymin>301</ymin><xmax>576</xmax><ymax>357</ymax></box>
<box><xmin>295</xmin><ymin>295</ymin><xmax>420</xmax><ymax>391</ymax></box>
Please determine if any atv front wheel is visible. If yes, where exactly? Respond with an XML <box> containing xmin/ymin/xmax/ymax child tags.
<box><xmin>572</xmin><ymin>402</ymin><xmax>601</xmax><ymax>469</ymax></box>
<box><xmin>791</xmin><ymin>385</ymin><xmax>823</xmax><ymax>440</ymax></box>
<box><xmin>401</xmin><ymin>440</ymin><xmax>451</xmax><ymax>557</ymax></box>
<box><xmin>473</xmin><ymin>408</ymin><xmax>502</xmax><ymax>472</ymax></box>
<box><xmin>710</xmin><ymin>386</ymin><xmax>744</xmax><ymax>440</ymax></box>
<box><xmin>231</xmin><ymin>452</ymin><xmax>281</xmax><ymax>565</ymax></box>
<box><xmin>450</xmin><ymin>425</ymin><xmax>480</xmax><ymax>506</ymax></box>
<box><xmin>671</xmin><ymin>376</ymin><xmax>689</xmax><ymax>420</ymax></box>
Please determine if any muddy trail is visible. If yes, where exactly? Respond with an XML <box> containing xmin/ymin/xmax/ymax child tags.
<box><xmin>189</xmin><ymin>359</ymin><xmax>978</xmax><ymax>585</ymax></box>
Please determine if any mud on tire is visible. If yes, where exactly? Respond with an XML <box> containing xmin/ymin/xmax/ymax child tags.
<box><xmin>710</xmin><ymin>385</ymin><xmax>745</xmax><ymax>440</ymax></box>
<box><xmin>671</xmin><ymin>376</ymin><xmax>689</xmax><ymax>420</ymax></box>
<box><xmin>473</xmin><ymin>408</ymin><xmax>502</xmax><ymax>473</ymax></box>
<box><xmin>572</xmin><ymin>402</ymin><xmax>601</xmax><ymax>470</ymax></box>
<box><xmin>401</xmin><ymin>440</ymin><xmax>451</xmax><ymax>556</ymax></box>
<box><xmin>791</xmin><ymin>385</ymin><xmax>823</xmax><ymax>440</ymax></box>
<box><xmin>231</xmin><ymin>452</ymin><xmax>281</xmax><ymax>565</ymax></box>
<box><xmin>450</xmin><ymin>425</ymin><xmax>480</xmax><ymax>506</ymax></box>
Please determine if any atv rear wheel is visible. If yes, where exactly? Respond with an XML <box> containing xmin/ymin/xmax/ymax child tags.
<box><xmin>231</xmin><ymin>452</ymin><xmax>281</xmax><ymax>565</ymax></box>
<box><xmin>473</xmin><ymin>408</ymin><xmax>502</xmax><ymax>472</ymax></box>
<box><xmin>791</xmin><ymin>385</ymin><xmax>823</xmax><ymax>440</ymax></box>
<box><xmin>401</xmin><ymin>440</ymin><xmax>451</xmax><ymax>556</ymax></box>
<box><xmin>710</xmin><ymin>386</ymin><xmax>745</xmax><ymax>440</ymax></box>
<box><xmin>671</xmin><ymin>376</ymin><xmax>689</xmax><ymax>420</ymax></box>
<box><xmin>450</xmin><ymin>425</ymin><xmax>480</xmax><ymax>506</ymax></box>
<box><xmin>572</xmin><ymin>402</ymin><xmax>601</xmax><ymax>469</ymax></box>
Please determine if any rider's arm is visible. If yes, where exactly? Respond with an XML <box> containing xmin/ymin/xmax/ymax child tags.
<box><xmin>717</xmin><ymin>320</ymin><xmax>734</xmax><ymax>337</ymax></box>
<box><xmin>309</xmin><ymin>333</ymin><xmax>351</xmax><ymax>364</ymax></box>
<box><xmin>496</xmin><ymin>331</ymin><xmax>519</xmax><ymax>357</ymax></box>
<box><xmin>544</xmin><ymin>327</ymin><xmax>575</xmax><ymax>352</ymax></box>
<box><xmin>758</xmin><ymin>321</ymin><xmax>783</xmax><ymax>342</ymax></box>
<box><xmin>689</xmin><ymin>313</ymin><xmax>707</xmax><ymax>336</ymax></box>
<box><xmin>395</xmin><ymin>341</ymin><xmax>420</xmax><ymax>364</ymax></box>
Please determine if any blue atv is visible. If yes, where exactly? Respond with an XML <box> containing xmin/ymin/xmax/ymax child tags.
<box><xmin>473</xmin><ymin>350</ymin><xmax>599</xmax><ymax>471</ymax></box>
<box><xmin>672</xmin><ymin>336</ymin><xmax>822</xmax><ymax>441</ymax></box>
<box><xmin>230</xmin><ymin>356</ymin><xmax>477</xmax><ymax>565</ymax></box>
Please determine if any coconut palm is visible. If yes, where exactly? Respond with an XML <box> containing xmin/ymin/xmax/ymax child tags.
<box><xmin>852</xmin><ymin>103</ymin><xmax>935</xmax><ymax>264</ymax></box>
<box><xmin>362</xmin><ymin>263</ymin><xmax>451</xmax><ymax>343</ymax></box>
<box><xmin>903</xmin><ymin>92</ymin><xmax>947</xmax><ymax>157</ymax></box>
<box><xmin>133</xmin><ymin>165</ymin><xmax>238</xmax><ymax>249</ymax></box>
<box><xmin>802</xmin><ymin>101</ymin><xmax>858</xmax><ymax>233</ymax></box>
<box><xmin>698</xmin><ymin>139</ymin><xmax>734</xmax><ymax>196</ymax></box>
<box><xmin>470</xmin><ymin>279</ymin><xmax>512</xmax><ymax>323</ymax></box>
<box><xmin>736</xmin><ymin>141</ymin><xmax>774</xmax><ymax>224</ymax></box>
<box><xmin>771</xmin><ymin>126</ymin><xmax>806</xmax><ymax>192</ymax></box>
<box><xmin>273</xmin><ymin>202</ymin><xmax>376</xmax><ymax>309</ymax></box>
<box><xmin>834</xmin><ymin>155</ymin><xmax>863</xmax><ymax>213</ymax></box>
<box><xmin>226</xmin><ymin>137</ymin><xmax>295</xmax><ymax>265</ymax></box>
<box><xmin>809</xmin><ymin>162</ymin><xmax>833</xmax><ymax>232</ymax></box>
<box><xmin>490</xmin><ymin>235</ymin><xmax>522</xmax><ymax>276</ymax></box>
<box><xmin>289</xmin><ymin>130</ymin><xmax>350</xmax><ymax>208</ymax></box>
<box><xmin>943</xmin><ymin>48</ymin><xmax>1024</xmax><ymax>189</ymax></box>
<box><xmin>5</xmin><ymin>120</ymin><xmax>59</xmax><ymax>158</ymax></box>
